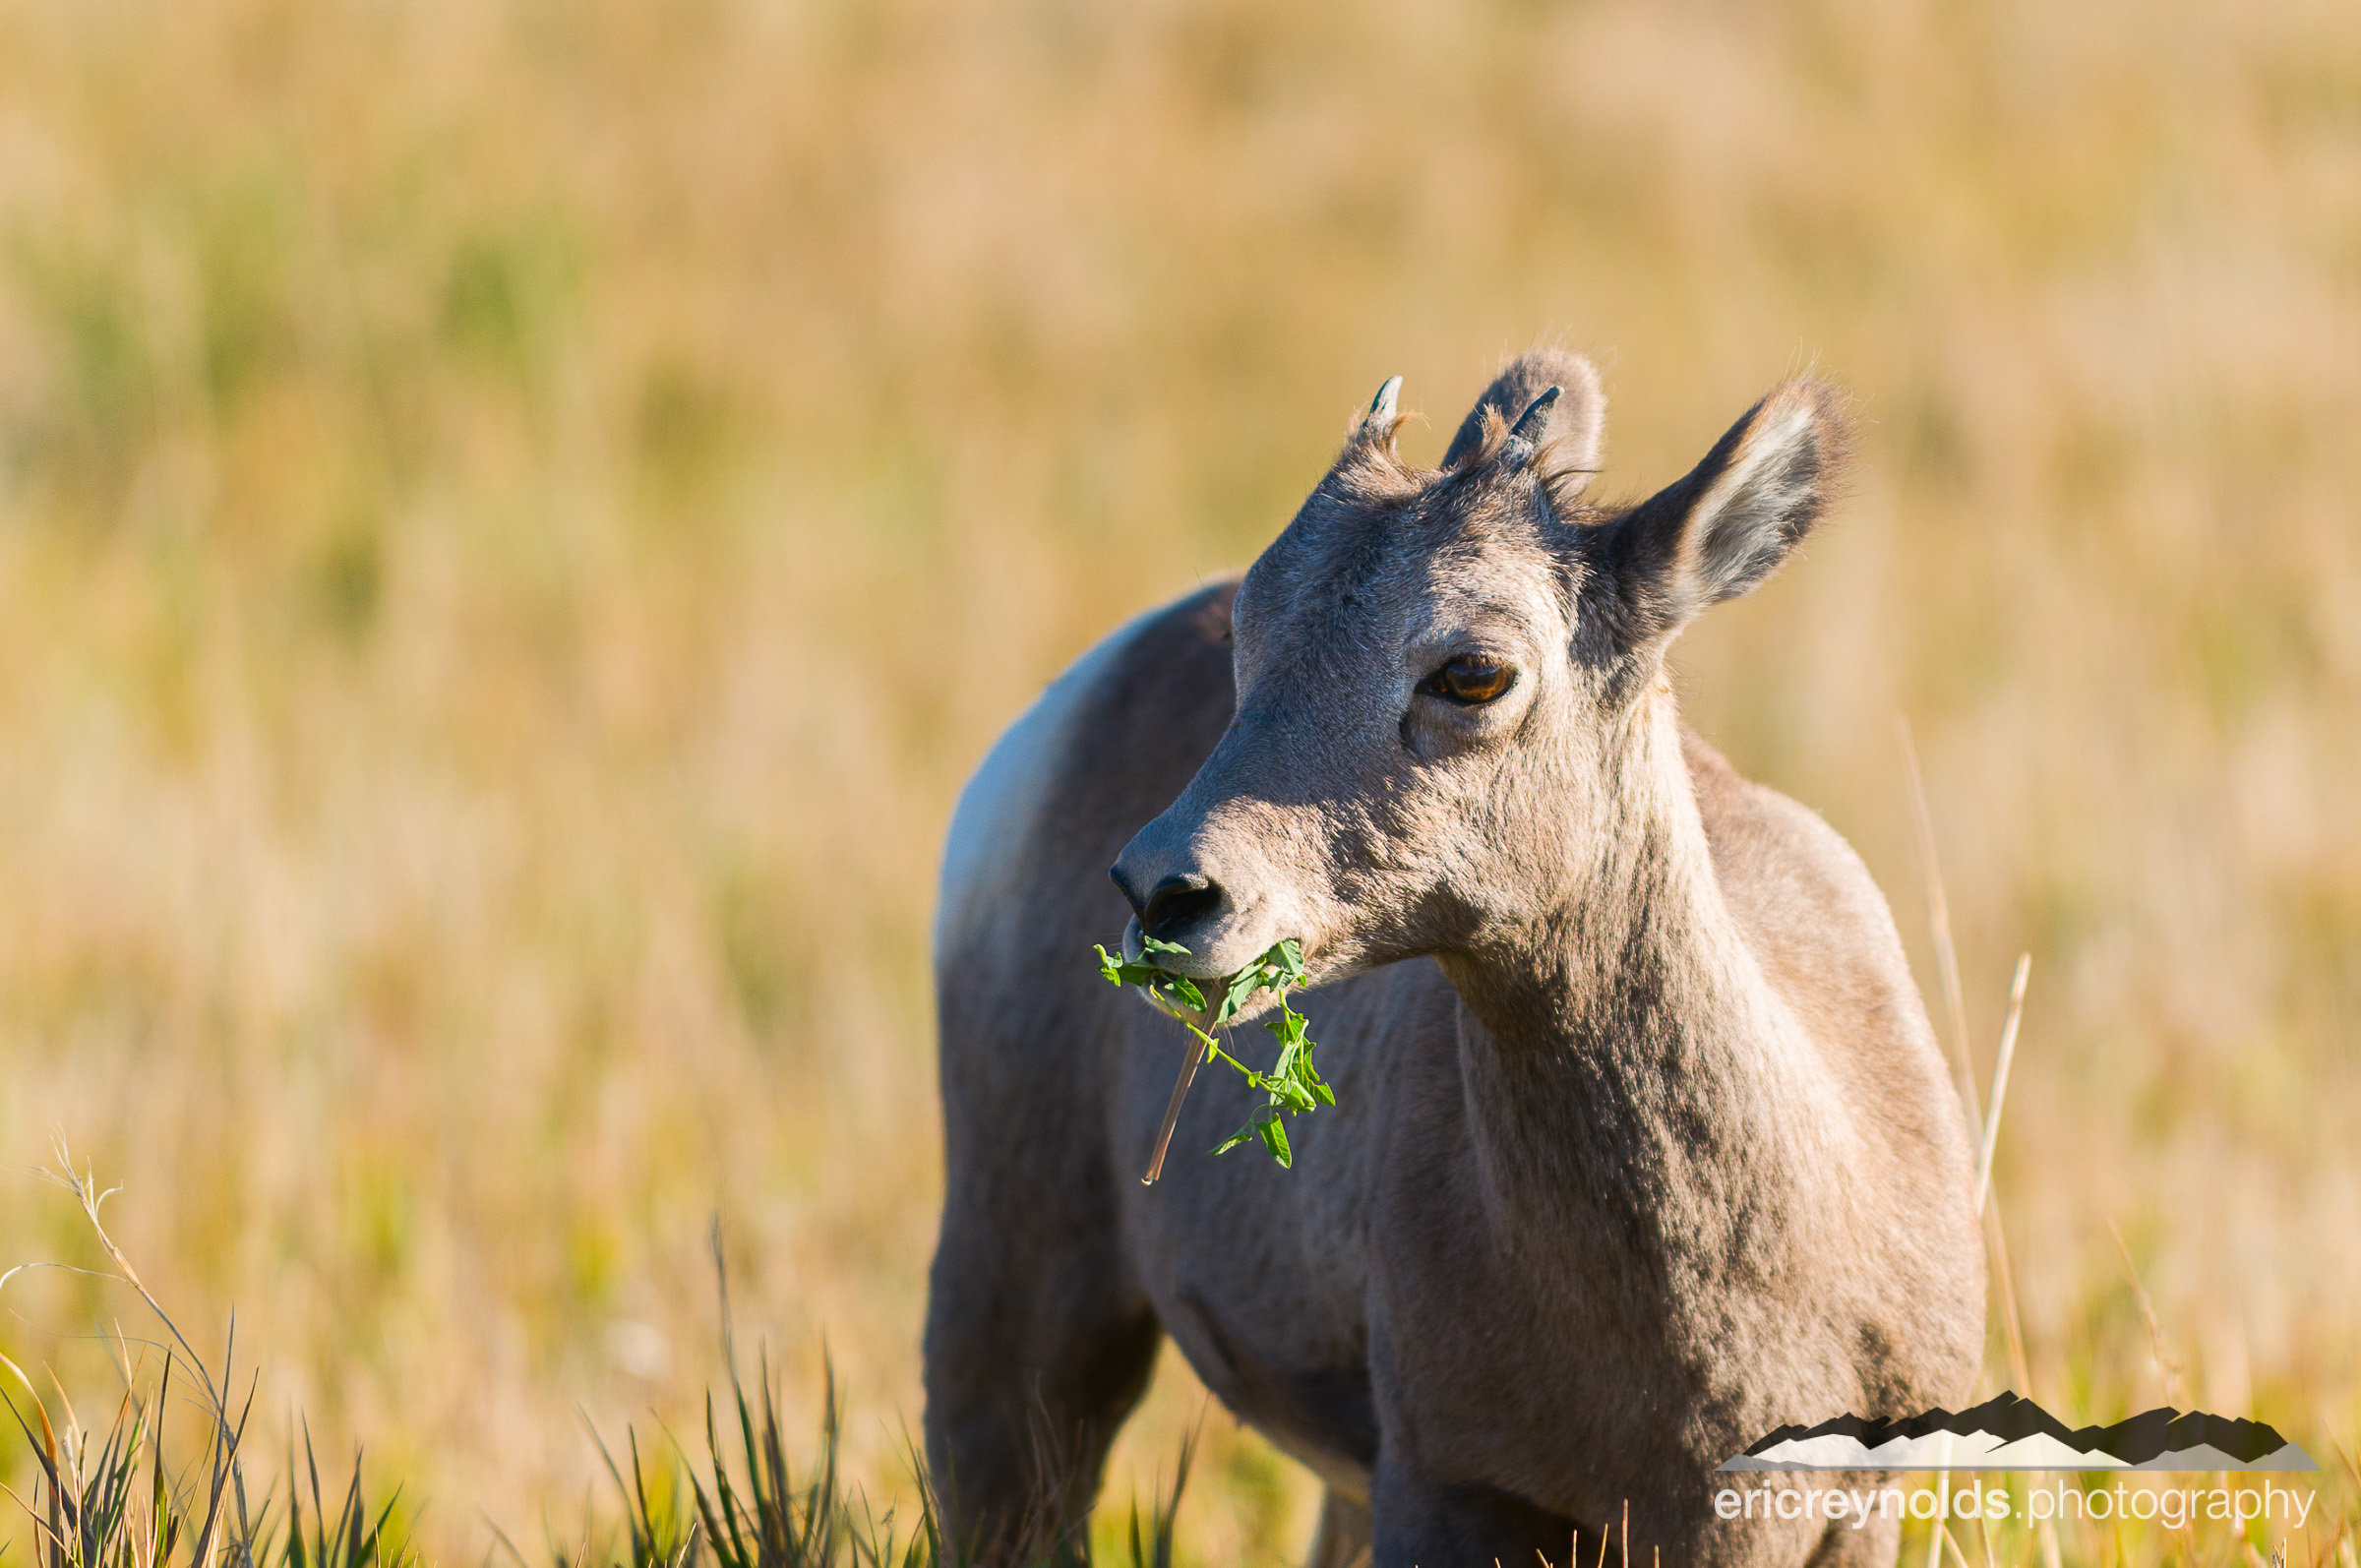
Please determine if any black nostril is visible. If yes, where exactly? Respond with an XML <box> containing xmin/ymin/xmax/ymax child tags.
<box><xmin>1141</xmin><ymin>874</ymin><xmax>1224</xmax><ymax>944</ymax></box>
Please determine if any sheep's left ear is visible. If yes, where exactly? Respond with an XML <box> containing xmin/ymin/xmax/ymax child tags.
<box><xmin>1596</xmin><ymin>380</ymin><xmax>1849</xmax><ymax>639</ymax></box>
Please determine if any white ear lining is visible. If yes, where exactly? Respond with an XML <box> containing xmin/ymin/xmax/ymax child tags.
<box><xmin>1691</xmin><ymin>402</ymin><xmax>1816</xmax><ymax>536</ymax></box>
<box><xmin>1679</xmin><ymin>400</ymin><xmax>1821</xmax><ymax>601</ymax></box>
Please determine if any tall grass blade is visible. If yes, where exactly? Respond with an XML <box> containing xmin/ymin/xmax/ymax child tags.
<box><xmin>1973</xmin><ymin>954</ymin><xmax>2032</xmax><ymax>1217</ymax></box>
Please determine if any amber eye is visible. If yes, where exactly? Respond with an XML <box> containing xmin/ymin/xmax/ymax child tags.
<box><xmin>1423</xmin><ymin>655</ymin><xmax>1513</xmax><ymax>705</ymax></box>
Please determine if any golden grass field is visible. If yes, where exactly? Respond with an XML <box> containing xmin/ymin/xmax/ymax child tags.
<box><xmin>0</xmin><ymin>0</ymin><xmax>2356</xmax><ymax>1561</ymax></box>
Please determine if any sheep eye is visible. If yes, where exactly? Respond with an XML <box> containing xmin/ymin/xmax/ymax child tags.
<box><xmin>1424</xmin><ymin>655</ymin><xmax>1513</xmax><ymax>705</ymax></box>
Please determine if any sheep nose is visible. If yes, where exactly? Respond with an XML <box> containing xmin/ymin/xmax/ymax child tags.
<box><xmin>1109</xmin><ymin>864</ymin><xmax>1151</xmax><ymax>922</ymax></box>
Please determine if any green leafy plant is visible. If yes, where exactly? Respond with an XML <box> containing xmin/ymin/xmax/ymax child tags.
<box><xmin>1093</xmin><ymin>936</ymin><xmax>1333</xmax><ymax>1179</ymax></box>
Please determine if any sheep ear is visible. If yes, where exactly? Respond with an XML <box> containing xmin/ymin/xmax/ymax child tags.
<box><xmin>1442</xmin><ymin>348</ymin><xmax>1605</xmax><ymax>480</ymax></box>
<box><xmin>1600</xmin><ymin>380</ymin><xmax>1849</xmax><ymax>637</ymax></box>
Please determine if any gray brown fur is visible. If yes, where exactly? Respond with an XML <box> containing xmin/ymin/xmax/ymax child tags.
<box><xmin>924</xmin><ymin>350</ymin><xmax>1984</xmax><ymax>1568</ymax></box>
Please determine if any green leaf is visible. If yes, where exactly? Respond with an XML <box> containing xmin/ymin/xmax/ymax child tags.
<box><xmin>1210</xmin><ymin>1124</ymin><xmax>1258</xmax><ymax>1157</ymax></box>
<box><xmin>1219</xmin><ymin>968</ymin><xmax>1264</xmax><ymax>1024</ymax></box>
<box><xmin>1093</xmin><ymin>936</ymin><xmax>1332</xmax><ymax>1173</ymax></box>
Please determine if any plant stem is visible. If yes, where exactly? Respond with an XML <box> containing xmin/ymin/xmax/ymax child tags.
<box><xmin>1142</xmin><ymin>1043</ymin><xmax>1202</xmax><ymax>1186</ymax></box>
<box><xmin>1141</xmin><ymin>1002</ymin><xmax>1239</xmax><ymax>1185</ymax></box>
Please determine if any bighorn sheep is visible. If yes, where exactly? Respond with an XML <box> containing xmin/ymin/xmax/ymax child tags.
<box><xmin>925</xmin><ymin>350</ymin><xmax>1985</xmax><ymax>1568</ymax></box>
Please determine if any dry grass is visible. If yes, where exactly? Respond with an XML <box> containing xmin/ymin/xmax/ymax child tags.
<box><xmin>0</xmin><ymin>1156</ymin><xmax>1187</xmax><ymax>1568</ymax></box>
<box><xmin>0</xmin><ymin>0</ymin><xmax>2356</xmax><ymax>1561</ymax></box>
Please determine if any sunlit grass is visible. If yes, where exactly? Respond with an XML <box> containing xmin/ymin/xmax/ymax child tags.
<box><xmin>0</xmin><ymin>0</ymin><xmax>2355</xmax><ymax>1561</ymax></box>
<box><xmin>9</xmin><ymin>1159</ymin><xmax>2353</xmax><ymax>1568</ymax></box>
<box><xmin>3</xmin><ymin>1165</ymin><xmax>1208</xmax><ymax>1568</ymax></box>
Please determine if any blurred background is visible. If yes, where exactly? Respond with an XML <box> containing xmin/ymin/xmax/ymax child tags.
<box><xmin>0</xmin><ymin>0</ymin><xmax>2356</xmax><ymax>1560</ymax></box>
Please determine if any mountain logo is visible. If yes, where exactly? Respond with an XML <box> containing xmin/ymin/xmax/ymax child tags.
<box><xmin>1720</xmin><ymin>1393</ymin><xmax>2316</xmax><ymax>1473</ymax></box>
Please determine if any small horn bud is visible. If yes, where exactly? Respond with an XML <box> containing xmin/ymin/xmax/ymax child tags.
<box><xmin>1501</xmin><ymin>386</ymin><xmax>1561</xmax><ymax>464</ymax></box>
<box><xmin>1363</xmin><ymin>375</ymin><xmax>1403</xmax><ymax>433</ymax></box>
